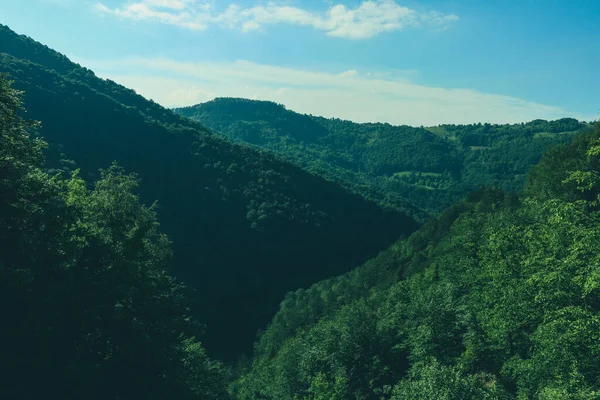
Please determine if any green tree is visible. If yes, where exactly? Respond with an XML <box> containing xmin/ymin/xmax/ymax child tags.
<box><xmin>0</xmin><ymin>74</ymin><xmax>229</xmax><ymax>399</ymax></box>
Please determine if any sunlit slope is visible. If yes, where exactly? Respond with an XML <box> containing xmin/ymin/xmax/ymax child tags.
<box><xmin>176</xmin><ymin>98</ymin><xmax>588</xmax><ymax>213</ymax></box>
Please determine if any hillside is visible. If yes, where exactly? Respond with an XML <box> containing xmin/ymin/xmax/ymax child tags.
<box><xmin>175</xmin><ymin>98</ymin><xmax>588</xmax><ymax>213</ymax></box>
<box><xmin>0</xmin><ymin>75</ymin><xmax>230</xmax><ymax>399</ymax></box>
<box><xmin>232</xmin><ymin>123</ymin><xmax>600</xmax><ymax>399</ymax></box>
<box><xmin>0</xmin><ymin>25</ymin><xmax>418</xmax><ymax>360</ymax></box>
<box><xmin>3</xmin><ymin>22</ymin><xmax>600</xmax><ymax>400</ymax></box>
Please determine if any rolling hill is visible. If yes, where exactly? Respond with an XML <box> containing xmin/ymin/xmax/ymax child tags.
<box><xmin>175</xmin><ymin>98</ymin><xmax>589</xmax><ymax>213</ymax></box>
<box><xmin>0</xmin><ymin>24</ymin><xmax>418</xmax><ymax>360</ymax></box>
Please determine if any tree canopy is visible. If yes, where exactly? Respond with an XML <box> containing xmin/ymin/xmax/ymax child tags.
<box><xmin>0</xmin><ymin>74</ymin><xmax>229</xmax><ymax>399</ymax></box>
<box><xmin>2</xmin><ymin>23</ymin><xmax>600</xmax><ymax>400</ymax></box>
<box><xmin>175</xmin><ymin>98</ymin><xmax>589</xmax><ymax>214</ymax></box>
<box><xmin>0</xmin><ymin>24</ymin><xmax>418</xmax><ymax>360</ymax></box>
<box><xmin>231</xmin><ymin>123</ymin><xmax>600</xmax><ymax>399</ymax></box>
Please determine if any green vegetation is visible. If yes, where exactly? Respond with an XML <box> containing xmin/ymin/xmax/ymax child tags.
<box><xmin>175</xmin><ymin>98</ymin><xmax>588</xmax><ymax>213</ymax></box>
<box><xmin>0</xmin><ymin>75</ymin><xmax>229</xmax><ymax>399</ymax></box>
<box><xmin>231</xmin><ymin>124</ymin><xmax>600</xmax><ymax>399</ymax></box>
<box><xmin>0</xmin><ymin>24</ymin><xmax>418</xmax><ymax>360</ymax></box>
<box><xmin>3</xmin><ymin>23</ymin><xmax>600</xmax><ymax>400</ymax></box>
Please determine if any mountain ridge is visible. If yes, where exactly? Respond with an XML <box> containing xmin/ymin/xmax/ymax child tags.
<box><xmin>175</xmin><ymin>97</ymin><xmax>588</xmax><ymax>213</ymax></box>
<box><xmin>0</xmin><ymin>24</ymin><xmax>419</xmax><ymax>360</ymax></box>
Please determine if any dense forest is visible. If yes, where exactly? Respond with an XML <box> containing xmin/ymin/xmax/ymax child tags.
<box><xmin>231</xmin><ymin>122</ymin><xmax>600</xmax><ymax>399</ymax></box>
<box><xmin>175</xmin><ymin>98</ymin><xmax>589</xmax><ymax>213</ymax></box>
<box><xmin>2</xmin><ymin>24</ymin><xmax>600</xmax><ymax>400</ymax></box>
<box><xmin>0</xmin><ymin>24</ymin><xmax>418</xmax><ymax>360</ymax></box>
<box><xmin>0</xmin><ymin>74</ymin><xmax>229</xmax><ymax>399</ymax></box>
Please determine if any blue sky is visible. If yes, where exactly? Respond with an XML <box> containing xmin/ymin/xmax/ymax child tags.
<box><xmin>2</xmin><ymin>0</ymin><xmax>599</xmax><ymax>125</ymax></box>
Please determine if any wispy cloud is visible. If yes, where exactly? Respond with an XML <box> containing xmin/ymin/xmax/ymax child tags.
<box><xmin>72</xmin><ymin>56</ymin><xmax>591</xmax><ymax>126</ymax></box>
<box><xmin>93</xmin><ymin>0</ymin><xmax>458</xmax><ymax>39</ymax></box>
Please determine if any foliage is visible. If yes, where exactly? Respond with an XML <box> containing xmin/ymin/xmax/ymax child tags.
<box><xmin>4</xmin><ymin>23</ymin><xmax>600</xmax><ymax>400</ymax></box>
<box><xmin>0</xmin><ymin>24</ymin><xmax>418</xmax><ymax>359</ymax></box>
<box><xmin>175</xmin><ymin>98</ymin><xmax>590</xmax><ymax>214</ymax></box>
<box><xmin>232</xmin><ymin>123</ymin><xmax>600</xmax><ymax>399</ymax></box>
<box><xmin>0</xmin><ymin>75</ymin><xmax>229</xmax><ymax>399</ymax></box>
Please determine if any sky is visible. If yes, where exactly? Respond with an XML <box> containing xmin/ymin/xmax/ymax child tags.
<box><xmin>1</xmin><ymin>0</ymin><xmax>599</xmax><ymax>126</ymax></box>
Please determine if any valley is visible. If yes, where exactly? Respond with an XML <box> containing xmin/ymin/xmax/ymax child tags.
<box><xmin>1</xmin><ymin>15</ymin><xmax>599</xmax><ymax>400</ymax></box>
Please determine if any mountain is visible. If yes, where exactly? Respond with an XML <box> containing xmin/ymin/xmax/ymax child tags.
<box><xmin>174</xmin><ymin>98</ymin><xmax>589</xmax><ymax>213</ymax></box>
<box><xmin>3</xmin><ymin>22</ymin><xmax>600</xmax><ymax>400</ymax></box>
<box><xmin>0</xmin><ymin>76</ymin><xmax>229</xmax><ymax>399</ymax></box>
<box><xmin>0</xmin><ymin>24</ymin><xmax>418</xmax><ymax>360</ymax></box>
<box><xmin>232</xmin><ymin>122</ymin><xmax>600</xmax><ymax>399</ymax></box>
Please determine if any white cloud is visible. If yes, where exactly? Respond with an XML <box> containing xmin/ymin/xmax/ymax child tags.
<box><xmin>143</xmin><ymin>0</ymin><xmax>189</xmax><ymax>10</ymax></box>
<box><xmin>93</xmin><ymin>0</ymin><xmax>458</xmax><ymax>39</ymax></box>
<box><xmin>72</xmin><ymin>56</ymin><xmax>593</xmax><ymax>126</ymax></box>
<box><xmin>94</xmin><ymin>1</ymin><xmax>207</xmax><ymax>30</ymax></box>
<box><xmin>339</xmin><ymin>69</ymin><xmax>359</xmax><ymax>77</ymax></box>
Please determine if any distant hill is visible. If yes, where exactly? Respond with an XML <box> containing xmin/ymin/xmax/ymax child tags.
<box><xmin>175</xmin><ymin>98</ymin><xmax>589</xmax><ymax>212</ymax></box>
<box><xmin>0</xmin><ymin>24</ymin><xmax>418</xmax><ymax>360</ymax></box>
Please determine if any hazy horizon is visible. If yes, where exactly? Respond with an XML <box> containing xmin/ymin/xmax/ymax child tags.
<box><xmin>2</xmin><ymin>0</ymin><xmax>598</xmax><ymax>125</ymax></box>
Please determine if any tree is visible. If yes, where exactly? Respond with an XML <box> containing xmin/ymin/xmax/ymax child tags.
<box><xmin>0</xmin><ymin>74</ymin><xmax>229</xmax><ymax>399</ymax></box>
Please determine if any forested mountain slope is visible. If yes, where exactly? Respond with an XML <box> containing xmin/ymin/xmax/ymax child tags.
<box><xmin>0</xmin><ymin>75</ymin><xmax>229</xmax><ymax>399</ymax></box>
<box><xmin>175</xmin><ymin>98</ymin><xmax>588</xmax><ymax>213</ymax></box>
<box><xmin>3</xmin><ymin>22</ymin><xmax>600</xmax><ymax>400</ymax></box>
<box><xmin>0</xmin><ymin>25</ymin><xmax>418</xmax><ymax>360</ymax></box>
<box><xmin>232</xmin><ymin>123</ymin><xmax>600</xmax><ymax>399</ymax></box>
